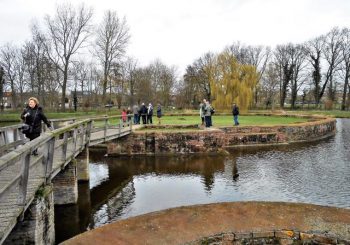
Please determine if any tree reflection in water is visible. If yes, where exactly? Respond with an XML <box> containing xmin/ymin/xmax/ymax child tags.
<box><xmin>55</xmin><ymin>119</ymin><xmax>350</xmax><ymax>244</ymax></box>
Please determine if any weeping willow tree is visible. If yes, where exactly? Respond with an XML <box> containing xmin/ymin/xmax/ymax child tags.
<box><xmin>210</xmin><ymin>51</ymin><xmax>259</xmax><ymax>111</ymax></box>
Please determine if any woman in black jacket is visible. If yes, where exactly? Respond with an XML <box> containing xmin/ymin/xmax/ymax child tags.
<box><xmin>21</xmin><ymin>97</ymin><xmax>52</xmax><ymax>155</ymax></box>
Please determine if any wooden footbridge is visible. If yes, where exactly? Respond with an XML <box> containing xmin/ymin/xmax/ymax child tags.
<box><xmin>0</xmin><ymin>115</ymin><xmax>136</xmax><ymax>244</ymax></box>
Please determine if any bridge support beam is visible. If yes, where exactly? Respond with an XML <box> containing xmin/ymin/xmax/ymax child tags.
<box><xmin>76</xmin><ymin>148</ymin><xmax>90</xmax><ymax>182</ymax></box>
<box><xmin>52</xmin><ymin>161</ymin><xmax>78</xmax><ymax>205</ymax></box>
<box><xmin>4</xmin><ymin>185</ymin><xmax>55</xmax><ymax>245</ymax></box>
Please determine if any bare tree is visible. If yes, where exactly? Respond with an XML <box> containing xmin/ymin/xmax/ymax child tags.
<box><xmin>274</xmin><ymin>44</ymin><xmax>295</xmax><ymax>108</ymax></box>
<box><xmin>323</xmin><ymin>27</ymin><xmax>343</xmax><ymax>102</ymax></box>
<box><xmin>149</xmin><ymin>59</ymin><xmax>176</xmax><ymax>107</ymax></box>
<box><xmin>0</xmin><ymin>66</ymin><xmax>4</xmax><ymax>111</ymax></box>
<box><xmin>305</xmin><ymin>35</ymin><xmax>324</xmax><ymax>106</ymax></box>
<box><xmin>261</xmin><ymin>63</ymin><xmax>279</xmax><ymax>109</ymax></box>
<box><xmin>288</xmin><ymin>44</ymin><xmax>308</xmax><ymax>109</ymax></box>
<box><xmin>340</xmin><ymin>28</ymin><xmax>350</xmax><ymax>110</ymax></box>
<box><xmin>0</xmin><ymin>44</ymin><xmax>18</xmax><ymax>109</ymax></box>
<box><xmin>94</xmin><ymin>10</ymin><xmax>130</xmax><ymax>104</ymax></box>
<box><xmin>122</xmin><ymin>57</ymin><xmax>138</xmax><ymax>105</ymax></box>
<box><xmin>45</xmin><ymin>3</ymin><xmax>93</xmax><ymax>111</ymax></box>
<box><xmin>197</xmin><ymin>52</ymin><xmax>216</xmax><ymax>101</ymax></box>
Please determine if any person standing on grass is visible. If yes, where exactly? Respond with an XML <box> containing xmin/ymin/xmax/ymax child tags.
<box><xmin>132</xmin><ymin>104</ymin><xmax>139</xmax><ymax>124</ymax></box>
<box><xmin>121</xmin><ymin>108</ymin><xmax>127</xmax><ymax>123</ymax></box>
<box><xmin>204</xmin><ymin>100</ymin><xmax>212</xmax><ymax>128</ymax></box>
<box><xmin>21</xmin><ymin>97</ymin><xmax>52</xmax><ymax>155</ymax></box>
<box><xmin>147</xmin><ymin>103</ymin><xmax>153</xmax><ymax>124</ymax></box>
<box><xmin>140</xmin><ymin>103</ymin><xmax>147</xmax><ymax>124</ymax></box>
<box><xmin>232</xmin><ymin>103</ymin><xmax>240</xmax><ymax>126</ymax></box>
<box><xmin>199</xmin><ymin>101</ymin><xmax>205</xmax><ymax>126</ymax></box>
<box><xmin>127</xmin><ymin>106</ymin><xmax>132</xmax><ymax>122</ymax></box>
<box><xmin>156</xmin><ymin>103</ymin><xmax>162</xmax><ymax>124</ymax></box>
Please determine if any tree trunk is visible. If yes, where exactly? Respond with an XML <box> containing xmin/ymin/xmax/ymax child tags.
<box><xmin>0</xmin><ymin>68</ymin><xmax>4</xmax><ymax>112</ymax></box>
<box><xmin>341</xmin><ymin>69</ymin><xmax>349</xmax><ymax>110</ymax></box>
<box><xmin>61</xmin><ymin>63</ymin><xmax>68</xmax><ymax>112</ymax></box>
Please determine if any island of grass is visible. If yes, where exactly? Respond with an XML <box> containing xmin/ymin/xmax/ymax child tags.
<box><xmin>134</xmin><ymin>114</ymin><xmax>310</xmax><ymax>133</ymax></box>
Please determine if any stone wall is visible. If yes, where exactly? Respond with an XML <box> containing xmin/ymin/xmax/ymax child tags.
<box><xmin>107</xmin><ymin>117</ymin><xmax>336</xmax><ymax>156</ymax></box>
<box><xmin>4</xmin><ymin>185</ymin><xmax>55</xmax><ymax>245</ymax></box>
<box><xmin>52</xmin><ymin>161</ymin><xmax>78</xmax><ymax>205</ymax></box>
<box><xmin>189</xmin><ymin>230</ymin><xmax>350</xmax><ymax>245</ymax></box>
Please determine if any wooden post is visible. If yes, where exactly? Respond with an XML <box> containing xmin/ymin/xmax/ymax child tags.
<box><xmin>104</xmin><ymin>117</ymin><xmax>108</xmax><ymax>141</ymax></box>
<box><xmin>85</xmin><ymin>121</ymin><xmax>92</xmax><ymax>147</ymax></box>
<box><xmin>18</xmin><ymin>152</ymin><xmax>31</xmax><ymax>206</ymax></box>
<box><xmin>43</xmin><ymin>137</ymin><xmax>55</xmax><ymax>184</ymax></box>
<box><xmin>62</xmin><ymin>131</ymin><xmax>68</xmax><ymax>161</ymax></box>
<box><xmin>80</xmin><ymin>125</ymin><xmax>85</xmax><ymax>150</ymax></box>
<box><xmin>13</xmin><ymin>128</ymin><xmax>18</xmax><ymax>144</ymax></box>
<box><xmin>3</xmin><ymin>130</ymin><xmax>8</xmax><ymax>145</ymax></box>
<box><xmin>129</xmin><ymin>115</ymin><xmax>133</xmax><ymax>132</ymax></box>
<box><xmin>73</xmin><ymin>127</ymin><xmax>78</xmax><ymax>153</ymax></box>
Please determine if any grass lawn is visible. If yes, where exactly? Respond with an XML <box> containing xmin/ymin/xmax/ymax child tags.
<box><xmin>159</xmin><ymin>115</ymin><xmax>308</xmax><ymax>126</ymax></box>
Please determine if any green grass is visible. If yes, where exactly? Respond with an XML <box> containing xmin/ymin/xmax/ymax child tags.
<box><xmin>159</xmin><ymin>115</ymin><xmax>308</xmax><ymax>126</ymax></box>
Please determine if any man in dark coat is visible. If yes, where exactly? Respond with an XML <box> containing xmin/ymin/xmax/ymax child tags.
<box><xmin>139</xmin><ymin>103</ymin><xmax>148</xmax><ymax>124</ymax></box>
<box><xmin>232</xmin><ymin>103</ymin><xmax>240</xmax><ymax>126</ymax></box>
<box><xmin>21</xmin><ymin>97</ymin><xmax>52</xmax><ymax>155</ymax></box>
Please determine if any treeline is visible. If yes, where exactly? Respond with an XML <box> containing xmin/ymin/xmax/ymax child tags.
<box><xmin>1</xmin><ymin>2</ymin><xmax>350</xmax><ymax>112</ymax></box>
<box><xmin>0</xmin><ymin>3</ymin><xmax>177</xmax><ymax>111</ymax></box>
<box><xmin>180</xmin><ymin>27</ymin><xmax>350</xmax><ymax>111</ymax></box>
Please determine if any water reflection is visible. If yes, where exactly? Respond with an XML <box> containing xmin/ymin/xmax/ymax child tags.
<box><xmin>55</xmin><ymin>119</ymin><xmax>350</xmax><ymax>244</ymax></box>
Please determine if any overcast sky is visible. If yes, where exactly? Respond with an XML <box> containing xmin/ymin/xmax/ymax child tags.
<box><xmin>1</xmin><ymin>0</ymin><xmax>350</xmax><ymax>75</ymax></box>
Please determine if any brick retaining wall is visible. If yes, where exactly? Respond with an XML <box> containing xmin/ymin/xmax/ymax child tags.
<box><xmin>107</xmin><ymin>116</ymin><xmax>336</xmax><ymax>156</ymax></box>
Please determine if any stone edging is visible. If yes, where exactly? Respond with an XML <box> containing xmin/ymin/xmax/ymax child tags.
<box><xmin>188</xmin><ymin>230</ymin><xmax>350</xmax><ymax>244</ymax></box>
<box><xmin>106</xmin><ymin>115</ymin><xmax>336</xmax><ymax>155</ymax></box>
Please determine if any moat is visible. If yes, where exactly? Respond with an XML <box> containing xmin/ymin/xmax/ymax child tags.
<box><xmin>56</xmin><ymin>118</ymin><xmax>350</xmax><ymax>244</ymax></box>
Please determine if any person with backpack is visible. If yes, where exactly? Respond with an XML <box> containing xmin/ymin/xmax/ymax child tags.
<box><xmin>147</xmin><ymin>103</ymin><xmax>153</xmax><ymax>124</ymax></box>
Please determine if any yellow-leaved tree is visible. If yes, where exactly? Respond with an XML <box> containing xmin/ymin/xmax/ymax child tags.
<box><xmin>210</xmin><ymin>51</ymin><xmax>259</xmax><ymax>111</ymax></box>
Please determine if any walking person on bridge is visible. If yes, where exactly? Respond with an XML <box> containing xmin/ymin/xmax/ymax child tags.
<box><xmin>21</xmin><ymin>97</ymin><xmax>52</xmax><ymax>155</ymax></box>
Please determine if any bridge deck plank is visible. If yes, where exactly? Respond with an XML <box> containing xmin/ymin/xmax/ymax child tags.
<box><xmin>0</xmin><ymin>124</ymin><xmax>136</xmax><ymax>242</ymax></box>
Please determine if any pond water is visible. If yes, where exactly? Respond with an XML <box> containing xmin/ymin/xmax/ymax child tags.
<box><xmin>55</xmin><ymin>119</ymin><xmax>350</xmax><ymax>244</ymax></box>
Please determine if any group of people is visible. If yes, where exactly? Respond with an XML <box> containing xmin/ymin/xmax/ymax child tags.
<box><xmin>199</xmin><ymin>99</ymin><xmax>214</xmax><ymax>128</ymax></box>
<box><xmin>19</xmin><ymin>96</ymin><xmax>240</xmax><ymax>155</ymax></box>
<box><xmin>199</xmin><ymin>99</ymin><xmax>240</xmax><ymax>127</ymax></box>
<box><xmin>131</xmin><ymin>103</ymin><xmax>162</xmax><ymax>125</ymax></box>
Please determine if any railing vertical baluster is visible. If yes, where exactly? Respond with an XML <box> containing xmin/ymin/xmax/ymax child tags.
<box><xmin>13</xmin><ymin>128</ymin><xmax>18</xmax><ymax>148</ymax></box>
<box><xmin>43</xmin><ymin>137</ymin><xmax>55</xmax><ymax>184</ymax></box>
<box><xmin>80</xmin><ymin>125</ymin><xmax>85</xmax><ymax>149</ymax></box>
<box><xmin>104</xmin><ymin>117</ymin><xmax>108</xmax><ymax>141</ymax></box>
<box><xmin>119</xmin><ymin>119</ymin><xmax>122</xmax><ymax>136</ymax></box>
<box><xmin>129</xmin><ymin>115</ymin><xmax>133</xmax><ymax>132</ymax></box>
<box><xmin>85</xmin><ymin>121</ymin><xmax>92</xmax><ymax>147</ymax></box>
<box><xmin>62</xmin><ymin>132</ymin><xmax>68</xmax><ymax>161</ymax></box>
<box><xmin>18</xmin><ymin>152</ymin><xmax>31</xmax><ymax>206</ymax></box>
<box><xmin>73</xmin><ymin>127</ymin><xmax>78</xmax><ymax>154</ymax></box>
<box><xmin>3</xmin><ymin>131</ymin><xmax>8</xmax><ymax>145</ymax></box>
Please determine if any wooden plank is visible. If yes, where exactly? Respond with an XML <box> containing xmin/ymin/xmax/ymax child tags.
<box><xmin>18</xmin><ymin>153</ymin><xmax>31</xmax><ymax>206</ymax></box>
<box><xmin>0</xmin><ymin>119</ymin><xmax>137</xmax><ymax>243</ymax></box>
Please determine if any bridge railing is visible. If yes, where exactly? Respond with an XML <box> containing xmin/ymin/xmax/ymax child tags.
<box><xmin>0</xmin><ymin>119</ymin><xmax>92</xmax><ymax>205</ymax></box>
<box><xmin>0</xmin><ymin>125</ymin><xmax>25</xmax><ymax>156</ymax></box>
<box><xmin>0</xmin><ymin>114</ymin><xmax>136</xmax><ymax>243</ymax></box>
<box><xmin>0</xmin><ymin>118</ymin><xmax>95</xmax><ymax>244</ymax></box>
<box><xmin>0</xmin><ymin>114</ymin><xmax>133</xmax><ymax>213</ymax></box>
